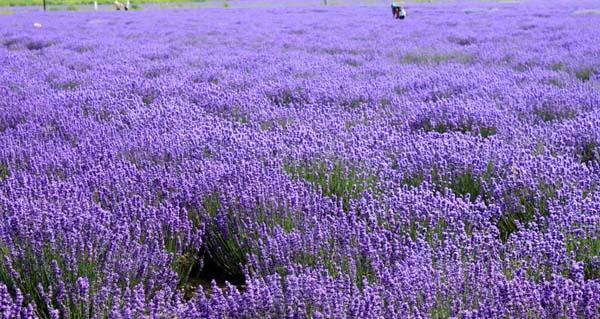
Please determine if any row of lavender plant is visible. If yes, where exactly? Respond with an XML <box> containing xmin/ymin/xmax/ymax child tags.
<box><xmin>1</xmin><ymin>0</ymin><xmax>599</xmax><ymax>317</ymax></box>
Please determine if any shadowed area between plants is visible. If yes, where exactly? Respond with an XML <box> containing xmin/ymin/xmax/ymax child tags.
<box><xmin>174</xmin><ymin>191</ymin><xmax>306</xmax><ymax>297</ymax></box>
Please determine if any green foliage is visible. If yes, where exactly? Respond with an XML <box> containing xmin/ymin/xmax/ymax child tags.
<box><xmin>500</xmin><ymin>250</ymin><xmax>554</xmax><ymax>284</ymax></box>
<box><xmin>380</xmin><ymin>97</ymin><xmax>391</xmax><ymax>107</ymax></box>
<box><xmin>415</xmin><ymin>118</ymin><xmax>497</xmax><ymax>138</ymax></box>
<box><xmin>181</xmin><ymin>192</ymin><xmax>303</xmax><ymax>289</ymax></box>
<box><xmin>547</xmin><ymin>78</ymin><xmax>563</xmax><ymax>87</ymax></box>
<box><xmin>205</xmin><ymin>227</ymin><xmax>246</xmax><ymax>280</ymax></box>
<box><xmin>267</xmin><ymin>88</ymin><xmax>299</xmax><ymax>107</ymax></box>
<box><xmin>500</xmin><ymin>229</ymin><xmax>599</xmax><ymax>283</ymax></box>
<box><xmin>197</xmin><ymin>193</ymin><xmax>248</xmax><ymax>282</ymax></box>
<box><xmin>398</xmin><ymin>163</ymin><xmax>556</xmax><ymax>243</ymax></box>
<box><xmin>579</xmin><ymin>141</ymin><xmax>598</xmax><ymax>164</ymax></box>
<box><xmin>255</xmin><ymin>201</ymin><xmax>299</xmax><ymax>234</ymax></box>
<box><xmin>285</xmin><ymin>160</ymin><xmax>377</xmax><ymax>211</ymax></box>
<box><xmin>259</xmin><ymin>120</ymin><xmax>274</xmax><ymax>131</ymax></box>
<box><xmin>399</xmin><ymin>162</ymin><xmax>560</xmax><ymax>243</ymax></box>
<box><xmin>0</xmin><ymin>163</ymin><xmax>9</xmax><ymax>181</ymax></box>
<box><xmin>230</xmin><ymin>106</ymin><xmax>249</xmax><ymax>124</ymax></box>
<box><xmin>402</xmin><ymin>171</ymin><xmax>425</xmax><ymax>188</ymax></box>
<box><xmin>550</xmin><ymin>63</ymin><xmax>564</xmax><ymax>71</ymax></box>
<box><xmin>497</xmin><ymin>184</ymin><xmax>553</xmax><ymax>243</ymax></box>
<box><xmin>401</xmin><ymin>52</ymin><xmax>473</xmax><ymax>65</ymax></box>
<box><xmin>142</xmin><ymin>92</ymin><xmax>156</xmax><ymax>106</ymax></box>
<box><xmin>0</xmin><ymin>242</ymin><xmax>110</xmax><ymax>318</ymax></box>
<box><xmin>532</xmin><ymin>141</ymin><xmax>545</xmax><ymax>156</ymax></box>
<box><xmin>402</xmin><ymin>53</ymin><xmax>451</xmax><ymax>64</ymax></box>
<box><xmin>163</xmin><ymin>216</ymin><xmax>201</xmax><ymax>290</ymax></box>
<box><xmin>343</xmin><ymin>97</ymin><xmax>370</xmax><ymax>109</ymax></box>
<box><xmin>56</xmin><ymin>81</ymin><xmax>79</xmax><ymax>90</ymax></box>
<box><xmin>446</xmin><ymin>170</ymin><xmax>486</xmax><ymax>202</ymax></box>
<box><xmin>575</xmin><ymin>67</ymin><xmax>594</xmax><ymax>82</ymax></box>
<box><xmin>343</xmin><ymin>59</ymin><xmax>362</xmax><ymax>67</ymax></box>
<box><xmin>448</xmin><ymin>36</ymin><xmax>476</xmax><ymax>46</ymax></box>
<box><xmin>260</xmin><ymin>117</ymin><xmax>295</xmax><ymax>132</ymax></box>
<box><xmin>408</xmin><ymin>219</ymin><xmax>449</xmax><ymax>249</ymax></box>
<box><xmin>478</xmin><ymin>126</ymin><xmax>497</xmax><ymax>139</ymax></box>
<box><xmin>429</xmin><ymin>294</ymin><xmax>452</xmax><ymax>319</ymax></box>
<box><xmin>565</xmin><ymin>233</ymin><xmax>600</xmax><ymax>280</ymax></box>
<box><xmin>533</xmin><ymin>107</ymin><xmax>576</xmax><ymax>122</ymax></box>
<box><xmin>288</xmin><ymin>244</ymin><xmax>376</xmax><ymax>290</ymax></box>
<box><xmin>393</xmin><ymin>85</ymin><xmax>409</xmax><ymax>96</ymax></box>
<box><xmin>402</xmin><ymin>163</ymin><xmax>494</xmax><ymax>204</ymax></box>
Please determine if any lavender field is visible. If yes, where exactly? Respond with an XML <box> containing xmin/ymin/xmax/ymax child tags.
<box><xmin>1</xmin><ymin>1</ymin><xmax>600</xmax><ymax>318</ymax></box>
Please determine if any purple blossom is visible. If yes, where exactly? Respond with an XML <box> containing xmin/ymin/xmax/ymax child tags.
<box><xmin>0</xmin><ymin>0</ymin><xmax>599</xmax><ymax>318</ymax></box>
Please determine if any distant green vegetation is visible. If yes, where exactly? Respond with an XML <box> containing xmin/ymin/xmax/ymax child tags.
<box><xmin>0</xmin><ymin>0</ymin><xmax>205</xmax><ymax>7</ymax></box>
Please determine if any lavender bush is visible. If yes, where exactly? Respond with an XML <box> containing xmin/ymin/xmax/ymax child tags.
<box><xmin>1</xmin><ymin>0</ymin><xmax>599</xmax><ymax>318</ymax></box>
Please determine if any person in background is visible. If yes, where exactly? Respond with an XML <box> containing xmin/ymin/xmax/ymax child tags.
<box><xmin>391</xmin><ymin>1</ymin><xmax>406</xmax><ymax>19</ymax></box>
<box><xmin>114</xmin><ymin>1</ymin><xmax>123</xmax><ymax>10</ymax></box>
